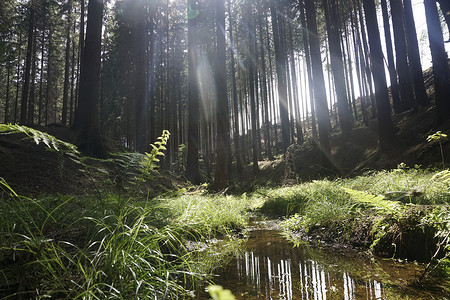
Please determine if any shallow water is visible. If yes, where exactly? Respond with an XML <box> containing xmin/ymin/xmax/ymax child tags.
<box><xmin>199</xmin><ymin>220</ymin><xmax>448</xmax><ymax>299</ymax></box>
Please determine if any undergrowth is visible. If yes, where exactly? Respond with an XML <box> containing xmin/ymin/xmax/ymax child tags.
<box><xmin>0</xmin><ymin>180</ymin><xmax>247</xmax><ymax>298</ymax></box>
<box><xmin>251</xmin><ymin>167</ymin><xmax>450</xmax><ymax>276</ymax></box>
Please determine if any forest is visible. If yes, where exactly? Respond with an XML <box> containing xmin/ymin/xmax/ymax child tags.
<box><xmin>0</xmin><ymin>0</ymin><xmax>450</xmax><ymax>298</ymax></box>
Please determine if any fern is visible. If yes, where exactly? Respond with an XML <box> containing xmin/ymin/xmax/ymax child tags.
<box><xmin>341</xmin><ymin>187</ymin><xmax>402</xmax><ymax>214</ymax></box>
<box><xmin>0</xmin><ymin>123</ymin><xmax>79</xmax><ymax>154</ymax></box>
<box><xmin>140</xmin><ymin>130</ymin><xmax>170</xmax><ymax>178</ymax></box>
<box><xmin>431</xmin><ymin>170</ymin><xmax>450</xmax><ymax>183</ymax></box>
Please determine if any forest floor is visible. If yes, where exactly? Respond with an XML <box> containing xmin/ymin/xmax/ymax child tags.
<box><xmin>0</xmin><ymin>102</ymin><xmax>449</xmax><ymax>196</ymax></box>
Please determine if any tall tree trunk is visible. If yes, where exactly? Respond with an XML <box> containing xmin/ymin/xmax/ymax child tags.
<box><xmin>28</xmin><ymin>30</ymin><xmax>37</xmax><ymax>124</ymax></box>
<box><xmin>403</xmin><ymin>0</ymin><xmax>429</xmax><ymax>108</ymax></box>
<box><xmin>380</xmin><ymin>0</ymin><xmax>402</xmax><ymax>113</ymax></box>
<box><xmin>324</xmin><ymin>0</ymin><xmax>353</xmax><ymax>137</ymax></box>
<box><xmin>436</xmin><ymin>0</ymin><xmax>450</xmax><ymax>42</ymax></box>
<box><xmin>363</xmin><ymin>0</ymin><xmax>395</xmax><ymax>149</ymax></box>
<box><xmin>390</xmin><ymin>0</ymin><xmax>415</xmax><ymax>110</ymax></box>
<box><xmin>299</xmin><ymin>0</ymin><xmax>317</xmax><ymax>139</ymax></box>
<box><xmin>62</xmin><ymin>0</ymin><xmax>73</xmax><ymax>126</ymax></box>
<box><xmin>20</xmin><ymin>0</ymin><xmax>35</xmax><ymax>124</ymax></box>
<box><xmin>135</xmin><ymin>0</ymin><xmax>148</xmax><ymax>153</ymax></box>
<box><xmin>305</xmin><ymin>0</ymin><xmax>331</xmax><ymax>155</ymax></box>
<box><xmin>424</xmin><ymin>0</ymin><xmax>450</xmax><ymax>123</ymax></box>
<box><xmin>270</xmin><ymin>1</ymin><xmax>290</xmax><ymax>153</ymax></box>
<box><xmin>72</xmin><ymin>0</ymin><xmax>106</xmax><ymax>157</ymax></box>
<box><xmin>4</xmin><ymin>63</ymin><xmax>11</xmax><ymax>123</ymax></box>
<box><xmin>356</xmin><ymin>0</ymin><xmax>377</xmax><ymax>118</ymax></box>
<box><xmin>228</xmin><ymin>0</ymin><xmax>243</xmax><ymax>172</ymax></box>
<box><xmin>38</xmin><ymin>8</ymin><xmax>46</xmax><ymax>125</ymax></box>
<box><xmin>258</xmin><ymin>11</ymin><xmax>273</xmax><ymax>159</ymax></box>
<box><xmin>248</xmin><ymin>2</ymin><xmax>259</xmax><ymax>174</ymax></box>
<box><xmin>14</xmin><ymin>34</ymin><xmax>22</xmax><ymax>123</ymax></box>
<box><xmin>185</xmin><ymin>1</ymin><xmax>201</xmax><ymax>184</ymax></box>
<box><xmin>213</xmin><ymin>0</ymin><xmax>230</xmax><ymax>189</ymax></box>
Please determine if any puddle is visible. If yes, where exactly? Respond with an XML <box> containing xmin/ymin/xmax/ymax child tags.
<box><xmin>198</xmin><ymin>221</ymin><xmax>448</xmax><ymax>299</ymax></box>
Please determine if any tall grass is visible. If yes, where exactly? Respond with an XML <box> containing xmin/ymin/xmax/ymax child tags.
<box><xmin>247</xmin><ymin>169</ymin><xmax>449</xmax><ymax>253</ymax></box>
<box><xmin>0</xmin><ymin>181</ymin><xmax>248</xmax><ymax>298</ymax></box>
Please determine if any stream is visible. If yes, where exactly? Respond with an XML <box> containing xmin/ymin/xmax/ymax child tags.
<box><xmin>199</xmin><ymin>220</ymin><xmax>448</xmax><ymax>299</ymax></box>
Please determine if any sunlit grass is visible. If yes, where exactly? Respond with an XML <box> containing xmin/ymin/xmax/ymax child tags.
<box><xmin>0</xmin><ymin>181</ymin><xmax>249</xmax><ymax>298</ymax></box>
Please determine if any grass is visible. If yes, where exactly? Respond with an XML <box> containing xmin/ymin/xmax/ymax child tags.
<box><xmin>2</xmin><ymin>165</ymin><xmax>449</xmax><ymax>297</ymax></box>
<box><xmin>249</xmin><ymin>167</ymin><xmax>450</xmax><ymax>266</ymax></box>
<box><xmin>0</xmin><ymin>181</ymin><xmax>248</xmax><ymax>299</ymax></box>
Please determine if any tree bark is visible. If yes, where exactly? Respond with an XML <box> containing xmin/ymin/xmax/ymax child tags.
<box><xmin>213</xmin><ymin>0</ymin><xmax>230</xmax><ymax>189</ymax></box>
<box><xmin>62</xmin><ymin>0</ymin><xmax>73</xmax><ymax>126</ymax></box>
<box><xmin>270</xmin><ymin>1</ymin><xmax>290</xmax><ymax>154</ymax></box>
<box><xmin>403</xmin><ymin>0</ymin><xmax>429</xmax><ymax>107</ymax></box>
<box><xmin>185</xmin><ymin>0</ymin><xmax>201</xmax><ymax>184</ymax></box>
<box><xmin>380</xmin><ymin>0</ymin><xmax>402</xmax><ymax>113</ymax></box>
<box><xmin>324</xmin><ymin>0</ymin><xmax>353</xmax><ymax>137</ymax></box>
<box><xmin>20</xmin><ymin>0</ymin><xmax>35</xmax><ymax>124</ymax></box>
<box><xmin>72</xmin><ymin>0</ymin><xmax>107</xmax><ymax>157</ymax></box>
<box><xmin>363</xmin><ymin>0</ymin><xmax>395</xmax><ymax>149</ymax></box>
<box><xmin>305</xmin><ymin>0</ymin><xmax>331</xmax><ymax>155</ymax></box>
<box><xmin>390</xmin><ymin>0</ymin><xmax>415</xmax><ymax>110</ymax></box>
<box><xmin>424</xmin><ymin>0</ymin><xmax>450</xmax><ymax>123</ymax></box>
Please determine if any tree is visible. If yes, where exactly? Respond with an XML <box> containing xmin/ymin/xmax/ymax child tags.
<box><xmin>213</xmin><ymin>0</ymin><xmax>229</xmax><ymax>189</ymax></box>
<box><xmin>305</xmin><ymin>0</ymin><xmax>331</xmax><ymax>155</ymax></box>
<box><xmin>390</xmin><ymin>0</ymin><xmax>415</xmax><ymax>110</ymax></box>
<box><xmin>134</xmin><ymin>0</ymin><xmax>148</xmax><ymax>153</ymax></box>
<box><xmin>424</xmin><ymin>0</ymin><xmax>450</xmax><ymax>123</ymax></box>
<box><xmin>62</xmin><ymin>0</ymin><xmax>73</xmax><ymax>126</ymax></box>
<box><xmin>403</xmin><ymin>0</ymin><xmax>429</xmax><ymax>107</ymax></box>
<box><xmin>323</xmin><ymin>0</ymin><xmax>352</xmax><ymax>137</ymax></box>
<box><xmin>380</xmin><ymin>0</ymin><xmax>401</xmax><ymax>113</ymax></box>
<box><xmin>228</xmin><ymin>0</ymin><xmax>243</xmax><ymax>173</ymax></box>
<box><xmin>363</xmin><ymin>0</ymin><xmax>395</xmax><ymax>148</ymax></box>
<box><xmin>72</xmin><ymin>0</ymin><xmax>107</xmax><ymax>157</ymax></box>
<box><xmin>20</xmin><ymin>0</ymin><xmax>36</xmax><ymax>124</ymax></box>
<box><xmin>185</xmin><ymin>1</ymin><xmax>201</xmax><ymax>184</ymax></box>
<box><xmin>436</xmin><ymin>0</ymin><xmax>450</xmax><ymax>42</ymax></box>
<box><xmin>270</xmin><ymin>0</ymin><xmax>290</xmax><ymax>154</ymax></box>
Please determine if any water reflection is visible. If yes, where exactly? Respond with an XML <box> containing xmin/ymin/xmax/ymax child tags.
<box><xmin>201</xmin><ymin>223</ymin><xmax>430</xmax><ymax>299</ymax></box>
<box><xmin>234</xmin><ymin>248</ymin><xmax>386</xmax><ymax>299</ymax></box>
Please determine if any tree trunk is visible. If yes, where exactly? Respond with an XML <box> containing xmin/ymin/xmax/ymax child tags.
<box><xmin>403</xmin><ymin>0</ymin><xmax>429</xmax><ymax>108</ymax></box>
<box><xmin>380</xmin><ymin>0</ymin><xmax>402</xmax><ymax>114</ymax></box>
<box><xmin>4</xmin><ymin>63</ymin><xmax>11</xmax><ymax>123</ymax></box>
<box><xmin>62</xmin><ymin>0</ymin><xmax>73</xmax><ymax>126</ymax></box>
<box><xmin>305</xmin><ymin>0</ymin><xmax>331</xmax><ymax>155</ymax></box>
<box><xmin>72</xmin><ymin>0</ymin><xmax>106</xmax><ymax>157</ymax></box>
<box><xmin>134</xmin><ymin>0</ymin><xmax>148</xmax><ymax>153</ymax></box>
<box><xmin>185</xmin><ymin>1</ymin><xmax>202</xmax><ymax>184</ymax></box>
<box><xmin>20</xmin><ymin>0</ymin><xmax>35</xmax><ymax>124</ymax></box>
<box><xmin>390</xmin><ymin>0</ymin><xmax>415</xmax><ymax>110</ymax></box>
<box><xmin>299</xmin><ymin>0</ymin><xmax>317</xmax><ymax>139</ymax></box>
<box><xmin>228</xmin><ymin>0</ymin><xmax>243</xmax><ymax>173</ymax></box>
<box><xmin>213</xmin><ymin>0</ymin><xmax>230</xmax><ymax>189</ymax></box>
<box><xmin>248</xmin><ymin>3</ymin><xmax>259</xmax><ymax>174</ymax></box>
<box><xmin>270</xmin><ymin>1</ymin><xmax>290</xmax><ymax>153</ymax></box>
<box><xmin>436</xmin><ymin>0</ymin><xmax>450</xmax><ymax>42</ymax></box>
<box><xmin>424</xmin><ymin>0</ymin><xmax>450</xmax><ymax>123</ymax></box>
<box><xmin>324</xmin><ymin>0</ymin><xmax>353</xmax><ymax>137</ymax></box>
<box><xmin>363</xmin><ymin>0</ymin><xmax>395</xmax><ymax>149</ymax></box>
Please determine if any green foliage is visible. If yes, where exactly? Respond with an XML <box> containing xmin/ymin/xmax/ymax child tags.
<box><xmin>427</xmin><ymin>131</ymin><xmax>448</xmax><ymax>168</ymax></box>
<box><xmin>141</xmin><ymin>130</ymin><xmax>170</xmax><ymax>176</ymax></box>
<box><xmin>0</xmin><ymin>180</ymin><xmax>249</xmax><ymax>298</ymax></box>
<box><xmin>0</xmin><ymin>124</ymin><xmax>79</xmax><ymax>154</ymax></box>
<box><xmin>160</xmin><ymin>193</ymin><xmax>248</xmax><ymax>236</ymax></box>
<box><xmin>431</xmin><ymin>170</ymin><xmax>450</xmax><ymax>183</ymax></box>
